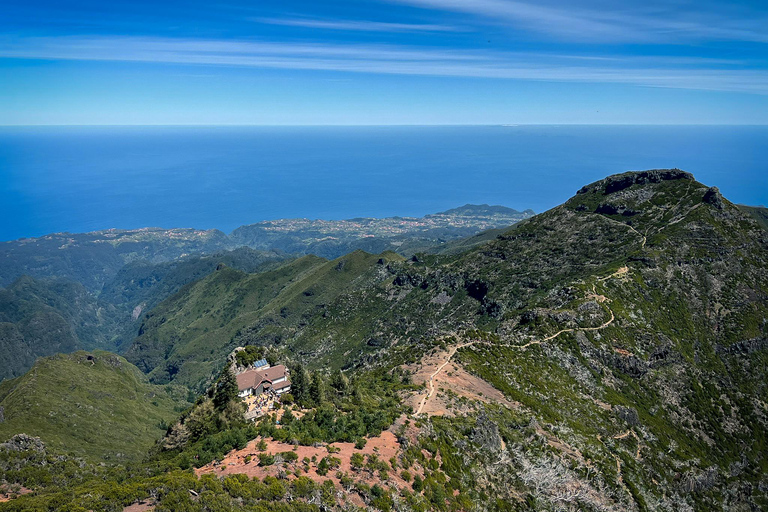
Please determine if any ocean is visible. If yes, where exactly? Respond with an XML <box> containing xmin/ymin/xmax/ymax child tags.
<box><xmin>0</xmin><ymin>125</ymin><xmax>766</xmax><ymax>241</ymax></box>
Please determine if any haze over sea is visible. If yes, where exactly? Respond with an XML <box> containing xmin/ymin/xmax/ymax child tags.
<box><xmin>1</xmin><ymin>125</ymin><xmax>766</xmax><ymax>242</ymax></box>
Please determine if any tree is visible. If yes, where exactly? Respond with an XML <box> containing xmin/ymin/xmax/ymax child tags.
<box><xmin>330</xmin><ymin>369</ymin><xmax>349</xmax><ymax>393</ymax></box>
<box><xmin>291</xmin><ymin>363</ymin><xmax>309</xmax><ymax>405</ymax></box>
<box><xmin>213</xmin><ymin>368</ymin><xmax>238</xmax><ymax>411</ymax></box>
<box><xmin>309</xmin><ymin>373</ymin><xmax>326</xmax><ymax>406</ymax></box>
<box><xmin>350</xmin><ymin>453</ymin><xmax>364</xmax><ymax>470</ymax></box>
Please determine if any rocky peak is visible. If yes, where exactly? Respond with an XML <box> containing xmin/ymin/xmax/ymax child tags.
<box><xmin>577</xmin><ymin>168</ymin><xmax>695</xmax><ymax>196</ymax></box>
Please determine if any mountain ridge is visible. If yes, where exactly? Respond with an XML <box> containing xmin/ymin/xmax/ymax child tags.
<box><xmin>2</xmin><ymin>170</ymin><xmax>767</xmax><ymax>510</ymax></box>
<box><xmin>118</xmin><ymin>168</ymin><xmax>768</xmax><ymax>509</ymax></box>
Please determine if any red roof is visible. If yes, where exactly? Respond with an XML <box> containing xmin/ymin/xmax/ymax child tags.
<box><xmin>236</xmin><ymin>369</ymin><xmax>264</xmax><ymax>392</ymax></box>
<box><xmin>273</xmin><ymin>378</ymin><xmax>291</xmax><ymax>391</ymax></box>
<box><xmin>236</xmin><ymin>365</ymin><xmax>289</xmax><ymax>392</ymax></box>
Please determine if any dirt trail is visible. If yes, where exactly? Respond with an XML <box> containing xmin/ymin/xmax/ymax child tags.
<box><xmin>414</xmin><ymin>342</ymin><xmax>476</xmax><ymax>415</ymax></box>
<box><xmin>627</xmin><ymin>225</ymin><xmax>647</xmax><ymax>248</ymax></box>
<box><xmin>412</xmin><ymin>266</ymin><xmax>626</xmax><ymax>417</ymax></box>
<box><xmin>598</xmin><ymin>214</ymin><xmax>648</xmax><ymax>249</ymax></box>
<box><xmin>612</xmin><ymin>429</ymin><xmax>644</xmax><ymax>460</ymax></box>
<box><xmin>0</xmin><ymin>488</ymin><xmax>32</xmax><ymax>504</ymax></box>
<box><xmin>499</xmin><ymin>308</ymin><xmax>615</xmax><ymax>351</ymax></box>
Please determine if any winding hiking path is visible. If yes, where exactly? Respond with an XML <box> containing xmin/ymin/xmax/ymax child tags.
<box><xmin>414</xmin><ymin>342</ymin><xmax>475</xmax><ymax>415</ymax></box>
<box><xmin>627</xmin><ymin>225</ymin><xmax>647</xmax><ymax>249</ymax></box>
<box><xmin>501</xmin><ymin>308</ymin><xmax>615</xmax><ymax>350</ymax></box>
<box><xmin>413</xmin><ymin>266</ymin><xmax>627</xmax><ymax>417</ymax></box>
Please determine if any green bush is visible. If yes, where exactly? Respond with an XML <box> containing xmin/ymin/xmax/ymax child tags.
<box><xmin>257</xmin><ymin>453</ymin><xmax>275</xmax><ymax>466</ymax></box>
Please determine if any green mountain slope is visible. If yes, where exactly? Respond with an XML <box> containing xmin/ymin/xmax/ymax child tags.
<box><xmin>738</xmin><ymin>204</ymin><xmax>768</xmax><ymax>230</ymax></box>
<box><xmin>0</xmin><ymin>249</ymin><xmax>290</xmax><ymax>382</ymax></box>
<box><xmin>0</xmin><ymin>277</ymin><xmax>120</xmax><ymax>381</ymax></box>
<box><xmin>124</xmin><ymin>169</ymin><xmax>768</xmax><ymax>510</ymax></box>
<box><xmin>0</xmin><ymin>206</ymin><xmax>531</xmax><ymax>292</ymax></box>
<box><xmin>124</xmin><ymin>251</ymin><xmax>409</xmax><ymax>389</ymax></box>
<box><xmin>99</xmin><ymin>247</ymin><xmax>291</xmax><ymax>351</ymax></box>
<box><xmin>0</xmin><ymin>351</ymin><xmax>189</xmax><ymax>462</ymax></box>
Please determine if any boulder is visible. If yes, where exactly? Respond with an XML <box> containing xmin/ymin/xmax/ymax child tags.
<box><xmin>471</xmin><ymin>414</ymin><xmax>503</xmax><ymax>453</ymax></box>
<box><xmin>0</xmin><ymin>434</ymin><xmax>45</xmax><ymax>453</ymax></box>
<box><xmin>703</xmin><ymin>186</ymin><xmax>725</xmax><ymax>210</ymax></box>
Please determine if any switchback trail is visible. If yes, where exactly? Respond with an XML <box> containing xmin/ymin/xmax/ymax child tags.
<box><xmin>413</xmin><ymin>267</ymin><xmax>626</xmax><ymax>416</ymax></box>
<box><xmin>499</xmin><ymin>308</ymin><xmax>615</xmax><ymax>350</ymax></box>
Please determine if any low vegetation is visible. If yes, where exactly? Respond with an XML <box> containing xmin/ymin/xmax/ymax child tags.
<box><xmin>2</xmin><ymin>171</ymin><xmax>767</xmax><ymax>510</ymax></box>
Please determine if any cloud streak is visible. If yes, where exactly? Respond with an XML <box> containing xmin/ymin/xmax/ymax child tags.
<box><xmin>387</xmin><ymin>0</ymin><xmax>768</xmax><ymax>43</ymax></box>
<box><xmin>253</xmin><ymin>17</ymin><xmax>462</xmax><ymax>33</ymax></box>
<box><xmin>1</xmin><ymin>35</ymin><xmax>766</xmax><ymax>94</ymax></box>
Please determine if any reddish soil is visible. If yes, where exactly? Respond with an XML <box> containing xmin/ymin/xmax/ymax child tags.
<box><xmin>196</xmin><ymin>428</ymin><xmax>426</xmax><ymax>506</ymax></box>
<box><xmin>612</xmin><ymin>347</ymin><xmax>635</xmax><ymax>357</ymax></box>
<box><xmin>0</xmin><ymin>487</ymin><xmax>32</xmax><ymax>503</ymax></box>
<box><xmin>405</xmin><ymin>346</ymin><xmax>519</xmax><ymax>416</ymax></box>
<box><xmin>122</xmin><ymin>501</ymin><xmax>155</xmax><ymax>512</ymax></box>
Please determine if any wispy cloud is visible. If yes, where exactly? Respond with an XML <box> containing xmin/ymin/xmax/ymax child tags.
<box><xmin>386</xmin><ymin>0</ymin><xmax>768</xmax><ymax>43</ymax></box>
<box><xmin>1</xmin><ymin>35</ymin><xmax>766</xmax><ymax>93</ymax></box>
<box><xmin>253</xmin><ymin>16</ymin><xmax>462</xmax><ymax>33</ymax></box>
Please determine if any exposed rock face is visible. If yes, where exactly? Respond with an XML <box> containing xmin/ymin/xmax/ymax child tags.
<box><xmin>470</xmin><ymin>414</ymin><xmax>503</xmax><ymax>453</ymax></box>
<box><xmin>0</xmin><ymin>406</ymin><xmax>4</xmax><ymax>423</ymax></box>
<box><xmin>716</xmin><ymin>337</ymin><xmax>768</xmax><ymax>355</ymax></box>
<box><xmin>681</xmin><ymin>467</ymin><xmax>719</xmax><ymax>494</ymax></box>
<box><xmin>0</xmin><ymin>434</ymin><xmax>45</xmax><ymax>453</ymax></box>
<box><xmin>615</xmin><ymin>406</ymin><xmax>640</xmax><ymax>426</ymax></box>
<box><xmin>577</xmin><ymin>169</ymin><xmax>695</xmax><ymax>195</ymax></box>
<box><xmin>703</xmin><ymin>186</ymin><xmax>726</xmax><ymax>210</ymax></box>
<box><xmin>595</xmin><ymin>203</ymin><xmax>640</xmax><ymax>216</ymax></box>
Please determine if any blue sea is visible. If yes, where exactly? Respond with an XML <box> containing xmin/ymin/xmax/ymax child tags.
<box><xmin>0</xmin><ymin>125</ymin><xmax>766</xmax><ymax>241</ymax></box>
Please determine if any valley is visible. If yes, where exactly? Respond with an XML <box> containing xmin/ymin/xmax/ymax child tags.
<box><xmin>0</xmin><ymin>170</ymin><xmax>767</xmax><ymax>511</ymax></box>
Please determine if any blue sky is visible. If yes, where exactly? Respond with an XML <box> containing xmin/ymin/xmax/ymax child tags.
<box><xmin>1</xmin><ymin>0</ymin><xmax>767</xmax><ymax>125</ymax></box>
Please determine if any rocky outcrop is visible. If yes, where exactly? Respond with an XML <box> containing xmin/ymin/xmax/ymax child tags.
<box><xmin>578</xmin><ymin>169</ymin><xmax>694</xmax><ymax>196</ymax></box>
<box><xmin>681</xmin><ymin>467</ymin><xmax>719</xmax><ymax>494</ymax></box>
<box><xmin>703</xmin><ymin>186</ymin><xmax>726</xmax><ymax>210</ymax></box>
<box><xmin>615</xmin><ymin>406</ymin><xmax>640</xmax><ymax>426</ymax></box>
<box><xmin>0</xmin><ymin>434</ymin><xmax>45</xmax><ymax>453</ymax></box>
<box><xmin>595</xmin><ymin>203</ymin><xmax>640</xmax><ymax>216</ymax></box>
<box><xmin>716</xmin><ymin>337</ymin><xmax>768</xmax><ymax>356</ymax></box>
<box><xmin>471</xmin><ymin>414</ymin><xmax>503</xmax><ymax>453</ymax></box>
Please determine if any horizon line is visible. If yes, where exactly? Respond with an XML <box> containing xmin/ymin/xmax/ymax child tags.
<box><xmin>2</xmin><ymin>123</ymin><xmax>768</xmax><ymax>128</ymax></box>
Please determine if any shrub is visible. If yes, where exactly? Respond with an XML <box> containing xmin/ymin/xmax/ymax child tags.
<box><xmin>292</xmin><ymin>476</ymin><xmax>316</xmax><ymax>498</ymax></box>
<box><xmin>321</xmin><ymin>480</ymin><xmax>336</xmax><ymax>506</ymax></box>
<box><xmin>350</xmin><ymin>453</ymin><xmax>365</xmax><ymax>470</ymax></box>
<box><xmin>412</xmin><ymin>474</ymin><xmax>423</xmax><ymax>492</ymax></box>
